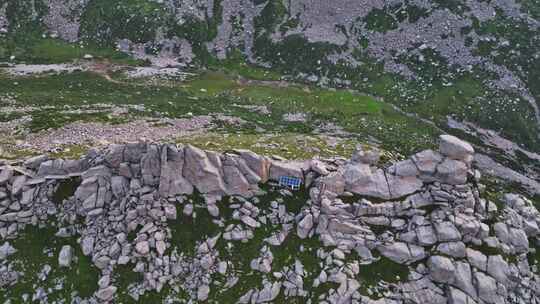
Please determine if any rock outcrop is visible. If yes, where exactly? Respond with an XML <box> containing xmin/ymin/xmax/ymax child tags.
<box><xmin>1</xmin><ymin>135</ymin><xmax>540</xmax><ymax>304</ymax></box>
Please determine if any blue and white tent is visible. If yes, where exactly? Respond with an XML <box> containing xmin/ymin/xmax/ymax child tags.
<box><xmin>279</xmin><ymin>176</ymin><xmax>302</xmax><ymax>190</ymax></box>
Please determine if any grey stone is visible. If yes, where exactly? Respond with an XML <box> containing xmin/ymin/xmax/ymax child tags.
<box><xmin>241</xmin><ymin>216</ymin><xmax>260</xmax><ymax>228</ymax></box>
<box><xmin>104</xmin><ymin>145</ymin><xmax>125</xmax><ymax>168</ymax></box>
<box><xmin>474</xmin><ymin>271</ymin><xmax>503</xmax><ymax>303</ymax></box>
<box><xmin>494</xmin><ymin>222</ymin><xmax>509</xmax><ymax>244</ymax></box>
<box><xmin>453</xmin><ymin>261</ymin><xmax>477</xmax><ymax>298</ymax></box>
<box><xmin>136</xmin><ymin>241</ymin><xmax>150</xmax><ymax>255</ymax></box>
<box><xmin>156</xmin><ymin>240</ymin><xmax>166</xmax><ymax>256</ymax></box>
<box><xmin>466</xmin><ymin>248</ymin><xmax>487</xmax><ymax>271</ymax></box>
<box><xmin>11</xmin><ymin>175</ymin><xmax>27</xmax><ymax>195</ymax></box>
<box><xmin>388</xmin><ymin>159</ymin><xmax>418</xmax><ymax>177</ymax></box>
<box><xmin>310</xmin><ymin>159</ymin><xmax>329</xmax><ymax>175</ymax></box>
<box><xmin>317</xmin><ymin>171</ymin><xmax>346</xmax><ymax>195</ymax></box>
<box><xmin>58</xmin><ymin>245</ymin><xmax>73</xmax><ymax>267</ymax></box>
<box><xmin>111</xmin><ymin>176</ymin><xmax>129</xmax><ymax>198</ymax></box>
<box><xmin>24</xmin><ymin>155</ymin><xmax>49</xmax><ymax>169</ymax></box>
<box><xmin>38</xmin><ymin>159</ymin><xmax>82</xmax><ymax>176</ymax></box>
<box><xmin>269</xmin><ymin>160</ymin><xmax>304</xmax><ymax>181</ymax></box>
<box><xmin>448</xmin><ymin>287</ymin><xmax>473</xmax><ymax>304</ymax></box>
<box><xmin>412</xmin><ymin>149</ymin><xmax>442</xmax><ymax>177</ymax></box>
<box><xmin>434</xmin><ymin>221</ymin><xmax>462</xmax><ymax>242</ymax></box>
<box><xmin>257</xmin><ymin>282</ymin><xmax>281</xmax><ymax>302</ymax></box>
<box><xmin>20</xmin><ymin>188</ymin><xmax>37</xmax><ymax>206</ymax></box>
<box><xmin>386</xmin><ymin>174</ymin><xmax>423</xmax><ymax>199</ymax></box>
<box><xmin>207</xmin><ymin>203</ymin><xmax>220</xmax><ymax>217</ymax></box>
<box><xmin>96</xmin><ymin>286</ymin><xmax>117</xmax><ymax>301</ymax></box>
<box><xmin>487</xmin><ymin>255</ymin><xmax>509</xmax><ymax>284</ymax></box>
<box><xmin>158</xmin><ymin>145</ymin><xmax>194</xmax><ymax>197</ymax></box>
<box><xmin>236</xmin><ymin>149</ymin><xmax>270</xmax><ymax>183</ymax></box>
<box><xmin>436</xmin><ymin>159</ymin><xmax>468</xmax><ymax>185</ymax></box>
<box><xmin>436</xmin><ymin>242</ymin><xmax>466</xmax><ymax>258</ymax></box>
<box><xmin>0</xmin><ymin>242</ymin><xmax>16</xmax><ymax>259</ymax></box>
<box><xmin>509</xmin><ymin>227</ymin><xmax>529</xmax><ymax>253</ymax></box>
<box><xmin>427</xmin><ymin>255</ymin><xmax>455</xmax><ymax>284</ymax></box>
<box><xmin>218</xmin><ymin>261</ymin><xmax>228</xmax><ymax>274</ymax></box>
<box><xmin>0</xmin><ymin>167</ymin><xmax>14</xmax><ymax>185</ymax></box>
<box><xmin>416</xmin><ymin>225</ymin><xmax>437</xmax><ymax>246</ymax></box>
<box><xmin>141</xmin><ymin>145</ymin><xmax>161</xmax><ymax>186</ymax></box>
<box><xmin>378</xmin><ymin>242</ymin><xmax>425</xmax><ymax>264</ymax></box>
<box><xmin>223</xmin><ymin>161</ymin><xmax>251</xmax><ymax>196</ymax></box>
<box><xmin>439</xmin><ymin>135</ymin><xmax>474</xmax><ymax>160</ymax></box>
<box><xmin>344</xmin><ymin>164</ymin><xmax>390</xmax><ymax>199</ymax></box>
<box><xmin>94</xmin><ymin>255</ymin><xmax>111</xmax><ymax>269</ymax></box>
<box><xmin>183</xmin><ymin>204</ymin><xmax>193</xmax><ymax>216</ymax></box>
<box><xmin>98</xmin><ymin>275</ymin><xmax>111</xmax><ymax>289</ymax></box>
<box><xmin>297</xmin><ymin>214</ymin><xmax>313</xmax><ymax>239</ymax></box>
<box><xmin>164</xmin><ymin>204</ymin><xmax>177</xmax><ymax>220</ymax></box>
<box><xmin>200</xmin><ymin>254</ymin><xmax>214</xmax><ymax>270</ymax></box>
<box><xmin>197</xmin><ymin>284</ymin><xmax>210</xmax><ymax>301</ymax></box>
<box><xmin>81</xmin><ymin>236</ymin><xmax>94</xmax><ymax>256</ymax></box>
<box><xmin>183</xmin><ymin>145</ymin><xmax>227</xmax><ymax>195</ymax></box>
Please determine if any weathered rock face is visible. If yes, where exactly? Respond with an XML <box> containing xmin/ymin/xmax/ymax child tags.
<box><xmin>439</xmin><ymin>135</ymin><xmax>475</xmax><ymax>162</ymax></box>
<box><xmin>235</xmin><ymin>149</ymin><xmax>271</xmax><ymax>183</ymax></box>
<box><xmin>344</xmin><ymin>164</ymin><xmax>391</xmax><ymax>199</ymax></box>
<box><xmin>158</xmin><ymin>145</ymin><xmax>194</xmax><ymax>197</ymax></box>
<box><xmin>269</xmin><ymin>160</ymin><xmax>306</xmax><ymax>182</ymax></box>
<box><xmin>183</xmin><ymin>145</ymin><xmax>227</xmax><ymax>195</ymax></box>
<box><xmin>342</xmin><ymin>134</ymin><xmax>472</xmax><ymax>200</ymax></box>
<box><xmin>2</xmin><ymin>134</ymin><xmax>540</xmax><ymax>304</ymax></box>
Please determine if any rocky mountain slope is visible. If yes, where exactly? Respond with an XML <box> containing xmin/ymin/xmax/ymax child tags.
<box><xmin>1</xmin><ymin>1</ymin><xmax>540</xmax><ymax>303</ymax></box>
<box><xmin>1</xmin><ymin>0</ymin><xmax>540</xmax><ymax>150</ymax></box>
<box><xmin>1</xmin><ymin>135</ymin><xmax>540</xmax><ymax>303</ymax></box>
<box><xmin>1</xmin><ymin>0</ymin><xmax>539</xmax><ymax>197</ymax></box>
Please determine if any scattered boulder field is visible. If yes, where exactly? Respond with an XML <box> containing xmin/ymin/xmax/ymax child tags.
<box><xmin>1</xmin><ymin>135</ymin><xmax>540</xmax><ymax>303</ymax></box>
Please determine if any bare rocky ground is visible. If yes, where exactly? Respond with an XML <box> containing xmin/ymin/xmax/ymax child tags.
<box><xmin>1</xmin><ymin>1</ymin><xmax>540</xmax><ymax>302</ymax></box>
<box><xmin>1</xmin><ymin>135</ymin><xmax>540</xmax><ymax>303</ymax></box>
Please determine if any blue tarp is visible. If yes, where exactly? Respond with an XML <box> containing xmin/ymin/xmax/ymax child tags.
<box><xmin>279</xmin><ymin>176</ymin><xmax>302</xmax><ymax>190</ymax></box>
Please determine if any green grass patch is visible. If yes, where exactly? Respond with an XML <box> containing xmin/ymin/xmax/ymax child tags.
<box><xmin>0</xmin><ymin>36</ymin><xmax>144</xmax><ymax>65</ymax></box>
<box><xmin>167</xmin><ymin>194</ymin><xmax>222</xmax><ymax>257</ymax></box>
<box><xmin>52</xmin><ymin>178</ymin><xmax>82</xmax><ymax>204</ymax></box>
<box><xmin>357</xmin><ymin>256</ymin><xmax>410</xmax><ymax>298</ymax></box>
<box><xmin>364</xmin><ymin>8</ymin><xmax>398</xmax><ymax>33</ymax></box>
<box><xmin>177</xmin><ymin>132</ymin><xmax>359</xmax><ymax>160</ymax></box>
<box><xmin>1</xmin><ymin>225</ymin><xmax>100</xmax><ymax>302</ymax></box>
<box><xmin>1</xmin><ymin>69</ymin><xmax>441</xmax><ymax>156</ymax></box>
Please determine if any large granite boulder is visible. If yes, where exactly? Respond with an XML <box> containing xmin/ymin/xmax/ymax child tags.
<box><xmin>183</xmin><ymin>145</ymin><xmax>227</xmax><ymax>195</ymax></box>
<box><xmin>428</xmin><ymin>255</ymin><xmax>456</xmax><ymax>284</ymax></box>
<box><xmin>269</xmin><ymin>160</ymin><xmax>305</xmax><ymax>181</ymax></box>
<box><xmin>411</xmin><ymin>149</ymin><xmax>443</xmax><ymax>181</ymax></box>
<box><xmin>236</xmin><ymin>149</ymin><xmax>271</xmax><ymax>183</ymax></box>
<box><xmin>377</xmin><ymin>242</ymin><xmax>426</xmax><ymax>264</ymax></box>
<box><xmin>159</xmin><ymin>145</ymin><xmax>193</xmax><ymax>197</ymax></box>
<box><xmin>439</xmin><ymin>135</ymin><xmax>474</xmax><ymax>166</ymax></box>
<box><xmin>344</xmin><ymin>164</ymin><xmax>392</xmax><ymax>199</ymax></box>
<box><xmin>436</xmin><ymin>159</ymin><xmax>468</xmax><ymax>185</ymax></box>
<box><xmin>37</xmin><ymin>159</ymin><xmax>83</xmax><ymax>177</ymax></box>
<box><xmin>141</xmin><ymin>145</ymin><xmax>161</xmax><ymax>186</ymax></box>
<box><xmin>222</xmin><ymin>154</ymin><xmax>252</xmax><ymax>197</ymax></box>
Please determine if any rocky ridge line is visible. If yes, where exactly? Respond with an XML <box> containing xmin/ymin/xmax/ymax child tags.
<box><xmin>0</xmin><ymin>135</ymin><xmax>539</xmax><ymax>303</ymax></box>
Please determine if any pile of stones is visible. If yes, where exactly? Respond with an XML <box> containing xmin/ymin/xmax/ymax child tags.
<box><xmin>0</xmin><ymin>134</ymin><xmax>539</xmax><ymax>303</ymax></box>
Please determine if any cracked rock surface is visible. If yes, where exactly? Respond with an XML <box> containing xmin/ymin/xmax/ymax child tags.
<box><xmin>1</xmin><ymin>135</ymin><xmax>540</xmax><ymax>303</ymax></box>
